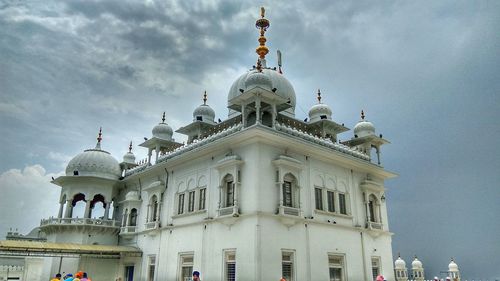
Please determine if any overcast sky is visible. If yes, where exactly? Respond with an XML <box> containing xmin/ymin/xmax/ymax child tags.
<box><xmin>1</xmin><ymin>0</ymin><xmax>499</xmax><ymax>279</ymax></box>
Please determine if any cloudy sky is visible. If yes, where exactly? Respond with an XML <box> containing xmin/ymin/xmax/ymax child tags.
<box><xmin>1</xmin><ymin>0</ymin><xmax>499</xmax><ymax>279</ymax></box>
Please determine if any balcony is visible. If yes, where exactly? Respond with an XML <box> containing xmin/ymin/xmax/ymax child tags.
<box><xmin>120</xmin><ymin>226</ymin><xmax>137</xmax><ymax>234</ymax></box>
<box><xmin>280</xmin><ymin>206</ymin><xmax>300</xmax><ymax>216</ymax></box>
<box><xmin>145</xmin><ymin>221</ymin><xmax>160</xmax><ymax>230</ymax></box>
<box><xmin>277</xmin><ymin>206</ymin><xmax>302</xmax><ymax>227</ymax></box>
<box><xmin>218</xmin><ymin>206</ymin><xmax>238</xmax><ymax>217</ymax></box>
<box><xmin>39</xmin><ymin>217</ymin><xmax>121</xmax><ymax>235</ymax></box>
<box><xmin>366</xmin><ymin>221</ymin><xmax>383</xmax><ymax>230</ymax></box>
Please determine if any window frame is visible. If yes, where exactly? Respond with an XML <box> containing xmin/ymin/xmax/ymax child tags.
<box><xmin>281</xmin><ymin>250</ymin><xmax>295</xmax><ymax>281</ymax></box>
<box><xmin>188</xmin><ymin>190</ymin><xmax>195</xmax><ymax>212</ymax></box>
<box><xmin>177</xmin><ymin>193</ymin><xmax>185</xmax><ymax>215</ymax></box>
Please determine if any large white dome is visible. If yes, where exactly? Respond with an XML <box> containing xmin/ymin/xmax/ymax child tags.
<box><xmin>66</xmin><ymin>148</ymin><xmax>121</xmax><ymax>180</ymax></box>
<box><xmin>228</xmin><ymin>68</ymin><xmax>296</xmax><ymax>117</ymax></box>
<box><xmin>412</xmin><ymin>257</ymin><xmax>423</xmax><ymax>269</ymax></box>
<box><xmin>448</xmin><ymin>260</ymin><xmax>459</xmax><ymax>272</ymax></box>
<box><xmin>152</xmin><ymin>122</ymin><xmax>173</xmax><ymax>140</ymax></box>
<box><xmin>395</xmin><ymin>256</ymin><xmax>406</xmax><ymax>269</ymax></box>
<box><xmin>193</xmin><ymin>104</ymin><xmax>215</xmax><ymax>123</ymax></box>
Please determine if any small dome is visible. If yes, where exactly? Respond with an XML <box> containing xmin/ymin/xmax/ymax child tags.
<box><xmin>353</xmin><ymin>111</ymin><xmax>375</xmax><ymax>138</ymax></box>
<box><xmin>245</xmin><ymin>71</ymin><xmax>273</xmax><ymax>90</ymax></box>
<box><xmin>66</xmin><ymin>148</ymin><xmax>121</xmax><ymax>180</ymax></box>
<box><xmin>448</xmin><ymin>260</ymin><xmax>459</xmax><ymax>272</ymax></box>
<box><xmin>228</xmin><ymin>68</ymin><xmax>296</xmax><ymax>117</ymax></box>
<box><xmin>152</xmin><ymin>122</ymin><xmax>173</xmax><ymax>140</ymax></box>
<box><xmin>395</xmin><ymin>256</ymin><xmax>406</xmax><ymax>269</ymax></box>
<box><xmin>412</xmin><ymin>257</ymin><xmax>423</xmax><ymax>269</ymax></box>
<box><xmin>123</xmin><ymin>151</ymin><xmax>136</xmax><ymax>164</ymax></box>
<box><xmin>308</xmin><ymin>90</ymin><xmax>333</xmax><ymax>122</ymax></box>
<box><xmin>125</xmin><ymin>191</ymin><xmax>140</xmax><ymax>201</ymax></box>
<box><xmin>193</xmin><ymin>104</ymin><xmax>215</xmax><ymax>123</ymax></box>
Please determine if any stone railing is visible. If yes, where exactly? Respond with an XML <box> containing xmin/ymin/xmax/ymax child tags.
<box><xmin>0</xmin><ymin>265</ymin><xmax>24</xmax><ymax>271</ymax></box>
<box><xmin>280</xmin><ymin>206</ymin><xmax>301</xmax><ymax>216</ymax></box>
<box><xmin>218</xmin><ymin>206</ymin><xmax>236</xmax><ymax>217</ymax></box>
<box><xmin>40</xmin><ymin>217</ymin><xmax>120</xmax><ymax>227</ymax></box>
<box><xmin>120</xmin><ymin>226</ymin><xmax>137</xmax><ymax>234</ymax></box>
<box><xmin>367</xmin><ymin>221</ymin><xmax>383</xmax><ymax>230</ymax></box>
<box><xmin>144</xmin><ymin>221</ymin><xmax>160</xmax><ymax>230</ymax></box>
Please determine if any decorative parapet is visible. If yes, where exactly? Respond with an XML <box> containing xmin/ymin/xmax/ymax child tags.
<box><xmin>40</xmin><ymin>217</ymin><xmax>121</xmax><ymax>228</ymax></box>
<box><xmin>275</xmin><ymin>122</ymin><xmax>370</xmax><ymax>161</ymax></box>
<box><xmin>0</xmin><ymin>265</ymin><xmax>24</xmax><ymax>271</ymax></box>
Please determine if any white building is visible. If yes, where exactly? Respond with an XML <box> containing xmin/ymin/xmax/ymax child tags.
<box><xmin>0</xmin><ymin>8</ymin><xmax>398</xmax><ymax>281</ymax></box>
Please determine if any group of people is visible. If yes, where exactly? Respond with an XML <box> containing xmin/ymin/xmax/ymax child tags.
<box><xmin>50</xmin><ymin>271</ymin><xmax>91</xmax><ymax>281</ymax></box>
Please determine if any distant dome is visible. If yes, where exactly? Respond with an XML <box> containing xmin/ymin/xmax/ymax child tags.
<box><xmin>448</xmin><ymin>260</ymin><xmax>459</xmax><ymax>272</ymax></box>
<box><xmin>395</xmin><ymin>256</ymin><xmax>406</xmax><ymax>269</ymax></box>
<box><xmin>412</xmin><ymin>257</ymin><xmax>423</xmax><ymax>269</ymax></box>
<box><xmin>193</xmin><ymin>104</ymin><xmax>215</xmax><ymax>123</ymax></box>
<box><xmin>125</xmin><ymin>191</ymin><xmax>140</xmax><ymax>201</ymax></box>
<box><xmin>66</xmin><ymin>148</ymin><xmax>121</xmax><ymax>180</ymax></box>
<box><xmin>309</xmin><ymin>103</ymin><xmax>332</xmax><ymax>122</ymax></box>
<box><xmin>228</xmin><ymin>68</ymin><xmax>296</xmax><ymax>117</ymax></box>
<box><xmin>122</xmin><ymin>151</ymin><xmax>136</xmax><ymax>164</ymax></box>
<box><xmin>152</xmin><ymin>122</ymin><xmax>173</xmax><ymax>140</ymax></box>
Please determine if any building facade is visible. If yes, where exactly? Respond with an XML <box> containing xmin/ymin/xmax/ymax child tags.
<box><xmin>1</xmin><ymin>8</ymin><xmax>398</xmax><ymax>281</ymax></box>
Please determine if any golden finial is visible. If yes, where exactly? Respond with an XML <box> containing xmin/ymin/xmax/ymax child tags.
<box><xmin>128</xmin><ymin>141</ymin><xmax>133</xmax><ymax>153</ymax></box>
<box><xmin>255</xmin><ymin>6</ymin><xmax>270</xmax><ymax>70</ymax></box>
<box><xmin>203</xmin><ymin>91</ymin><xmax>207</xmax><ymax>105</ymax></box>
<box><xmin>361</xmin><ymin>110</ymin><xmax>365</xmax><ymax>120</ymax></box>
<box><xmin>162</xmin><ymin>112</ymin><xmax>166</xmax><ymax>123</ymax></box>
<box><xmin>317</xmin><ymin>89</ymin><xmax>322</xmax><ymax>103</ymax></box>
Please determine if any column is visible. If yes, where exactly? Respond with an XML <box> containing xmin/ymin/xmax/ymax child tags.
<box><xmin>84</xmin><ymin>200</ymin><xmax>92</xmax><ymax>218</ymax></box>
<box><xmin>103</xmin><ymin>201</ymin><xmax>111</xmax><ymax>220</ymax></box>
<box><xmin>147</xmin><ymin>148</ymin><xmax>153</xmax><ymax>164</ymax></box>
<box><xmin>122</xmin><ymin>209</ymin><xmax>128</xmax><ymax>227</ymax></box>
<box><xmin>376</xmin><ymin>146</ymin><xmax>381</xmax><ymax>165</ymax></box>
<box><xmin>272</xmin><ymin>104</ymin><xmax>277</xmax><ymax>128</ymax></box>
<box><xmin>155</xmin><ymin>144</ymin><xmax>160</xmax><ymax>163</ymax></box>
<box><xmin>64</xmin><ymin>199</ymin><xmax>72</xmax><ymax>218</ymax></box>
<box><xmin>58</xmin><ymin>202</ymin><xmax>64</xmax><ymax>219</ymax></box>
<box><xmin>256</xmin><ymin>97</ymin><xmax>261</xmax><ymax>124</ymax></box>
<box><xmin>241</xmin><ymin>104</ymin><xmax>246</xmax><ymax>127</ymax></box>
<box><xmin>125</xmin><ymin>210</ymin><xmax>131</xmax><ymax>227</ymax></box>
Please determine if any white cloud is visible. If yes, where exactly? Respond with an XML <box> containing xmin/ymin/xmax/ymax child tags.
<box><xmin>0</xmin><ymin>165</ymin><xmax>62</xmax><ymax>238</ymax></box>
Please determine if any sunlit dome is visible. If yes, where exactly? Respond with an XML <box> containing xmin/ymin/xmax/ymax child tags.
<box><xmin>308</xmin><ymin>90</ymin><xmax>333</xmax><ymax>122</ymax></box>
<box><xmin>193</xmin><ymin>92</ymin><xmax>215</xmax><ymax>123</ymax></box>
<box><xmin>448</xmin><ymin>259</ymin><xmax>459</xmax><ymax>272</ymax></box>
<box><xmin>122</xmin><ymin>141</ymin><xmax>136</xmax><ymax>164</ymax></box>
<box><xmin>412</xmin><ymin>257</ymin><xmax>423</xmax><ymax>269</ymax></box>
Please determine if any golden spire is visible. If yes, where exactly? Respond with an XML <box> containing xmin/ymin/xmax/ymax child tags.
<box><xmin>255</xmin><ymin>6</ymin><xmax>270</xmax><ymax>71</ymax></box>
<box><xmin>203</xmin><ymin>91</ymin><xmax>207</xmax><ymax>105</ymax></box>
<box><xmin>317</xmin><ymin>89</ymin><xmax>322</xmax><ymax>103</ymax></box>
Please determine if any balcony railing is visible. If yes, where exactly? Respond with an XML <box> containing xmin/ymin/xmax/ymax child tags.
<box><xmin>145</xmin><ymin>221</ymin><xmax>160</xmax><ymax>230</ymax></box>
<box><xmin>279</xmin><ymin>206</ymin><xmax>301</xmax><ymax>216</ymax></box>
<box><xmin>218</xmin><ymin>206</ymin><xmax>237</xmax><ymax>217</ymax></box>
<box><xmin>40</xmin><ymin>217</ymin><xmax>120</xmax><ymax>227</ymax></box>
<box><xmin>367</xmin><ymin>221</ymin><xmax>383</xmax><ymax>230</ymax></box>
<box><xmin>120</xmin><ymin>226</ymin><xmax>137</xmax><ymax>234</ymax></box>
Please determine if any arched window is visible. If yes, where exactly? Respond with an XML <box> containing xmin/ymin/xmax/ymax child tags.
<box><xmin>90</xmin><ymin>194</ymin><xmax>105</xmax><ymax>219</ymax></box>
<box><xmin>262</xmin><ymin>111</ymin><xmax>273</xmax><ymax>127</ymax></box>
<box><xmin>368</xmin><ymin>194</ymin><xmax>379</xmax><ymax>223</ymax></box>
<box><xmin>71</xmin><ymin>193</ymin><xmax>86</xmax><ymax>218</ymax></box>
<box><xmin>246</xmin><ymin>112</ymin><xmax>256</xmax><ymax>126</ymax></box>
<box><xmin>129</xmin><ymin>208</ymin><xmax>138</xmax><ymax>226</ymax></box>
<box><xmin>223</xmin><ymin>174</ymin><xmax>235</xmax><ymax>207</ymax></box>
<box><xmin>149</xmin><ymin>195</ymin><xmax>158</xmax><ymax>222</ymax></box>
<box><xmin>282</xmin><ymin>173</ymin><xmax>299</xmax><ymax>208</ymax></box>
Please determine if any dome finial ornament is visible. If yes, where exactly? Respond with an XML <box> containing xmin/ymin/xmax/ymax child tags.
<box><xmin>317</xmin><ymin>89</ymin><xmax>322</xmax><ymax>103</ymax></box>
<box><xmin>361</xmin><ymin>110</ymin><xmax>365</xmax><ymax>120</ymax></box>
<box><xmin>162</xmin><ymin>112</ymin><xmax>166</xmax><ymax>123</ymax></box>
<box><xmin>95</xmin><ymin>127</ymin><xmax>102</xmax><ymax>149</ymax></box>
<box><xmin>255</xmin><ymin>6</ymin><xmax>270</xmax><ymax>69</ymax></box>
<box><xmin>203</xmin><ymin>91</ymin><xmax>207</xmax><ymax>105</ymax></box>
<box><xmin>128</xmin><ymin>141</ymin><xmax>133</xmax><ymax>153</ymax></box>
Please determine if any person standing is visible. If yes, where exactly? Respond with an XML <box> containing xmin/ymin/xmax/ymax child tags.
<box><xmin>50</xmin><ymin>273</ymin><xmax>62</xmax><ymax>281</ymax></box>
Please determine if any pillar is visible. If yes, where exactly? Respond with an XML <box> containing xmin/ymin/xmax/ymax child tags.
<box><xmin>84</xmin><ymin>200</ymin><xmax>92</xmax><ymax>218</ymax></box>
<box><xmin>58</xmin><ymin>202</ymin><xmax>64</xmax><ymax>219</ymax></box>
<box><xmin>64</xmin><ymin>199</ymin><xmax>72</xmax><ymax>218</ymax></box>
<box><xmin>103</xmin><ymin>201</ymin><xmax>111</xmax><ymax>220</ymax></box>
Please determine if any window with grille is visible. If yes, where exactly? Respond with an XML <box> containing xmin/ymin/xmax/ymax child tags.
<box><xmin>327</xmin><ymin>191</ymin><xmax>335</xmax><ymax>212</ymax></box>
<box><xmin>179</xmin><ymin>255</ymin><xmax>193</xmax><ymax>281</ymax></box>
<box><xmin>339</xmin><ymin>193</ymin><xmax>347</xmax><ymax>215</ymax></box>
<box><xmin>329</xmin><ymin>255</ymin><xmax>345</xmax><ymax>281</ymax></box>
<box><xmin>226</xmin><ymin>181</ymin><xmax>234</xmax><ymax>207</ymax></box>
<box><xmin>315</xmin><ymin>188</ymin><xmax>323</xmax><ymax>210</ymax></box>
<box><xmin>283</xmin><ymin>181</ymin><xmax>292</xmax><ymax>207</ymax></box>
<box><xmin>225</xmin><ymin>251</ymin><xmax>236</xmax><ymax>281</ymax></box>
<box><xmin>188</xmin><ymin>191</ymin><xmax>195</xmax><ymax>212</ymax></box>
<box><xmin>282</xmin><ymin>251</ymin><xmax>294</xmax><ymax>281</ymax></box>
<box><xmin>148</xmin><ymin>256</ymin><xmax>156</xmax><ymax>281</ymax></box>
<box><xmin>124</xmin><ymin>265</ymin><xmax>134</xmax><ymax>281</ymax></box>
<box><xmin>178</xmin><ymin>193</ymin><xmax>185</xmax><ymax>215</ymax></box>
<box><xmin>371</xmin><ymin>257</ymin><xmax>380</xmax><ymax>281</ymax></box>
<box><xmin>369</xmin><ymin>200</ymin><xmax>375</xmax><ymax>222</ymax></box>
<box><xmin>199</xmin><ymin>188</ymin><xmax>206</xmax><ymax>210</ymax></box>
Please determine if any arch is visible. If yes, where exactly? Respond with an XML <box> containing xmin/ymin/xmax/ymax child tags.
<box><xmin>89</xmin><ymin>194</ymin><xmax>106</xmax><ymax>219</ymax></box>
<box><xmin>313</xmin><ymin>175</ymin><xmax>324</xmax><ymax>187</ymax></box>
<box><xmin>177</xmin><ymin>181</ymin><xmax>186</xmax><ymax>193</ymax></box>
<box><xmin>262</xmin><ymin>111</ymin><xmax>273</xmax><ymax>127</ymax></box>
<box><xmin>282</xmin><ymin>173</ymin><xmax>299</xmax><ymax>208</ymax></box>
<box><xmin>246</xmin><ymin>111</ymin><xmax>256</xmax><ymax>126</ymax></box>
<box><xmin>338</xmin><ymin>182</ymin><xmax>348</xmax><ymax>192</ymax></box>
<box><xmin>129</xmin><ymin>208</ymin><xmax>138</xmax><ymax>226</ymax></box>
<box><xmin>326</xmin><ymin>178</ymin><xmax>336</xmax><ymax>189</ymax></box>
<box><xmin>187</xmin><ymin>178</ymin><xmax>195</xmax><ymax>190</ymax></box>
<box><xmin>368</xmin><ymin>194</ymin><xmax>379</xmax><ymax>223</ymax></box>
<box><xmin>71</xmin><ymin>193</ymin><xmax>86</xmax><ymax>218</ymax></box>
<box><xmin>149</xmin><ymin>195</ymin><xmax>159</xmax><ymax>222</ymax></box>
<box><xmin>197</xmin><ymin>175</ymin><xmax>207</xmax><ymax>187</ymax></box>
<box><xmin>221</xmin><ymin>174</ymin><xmax>235</xmax><ymax>208</ymax></box>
